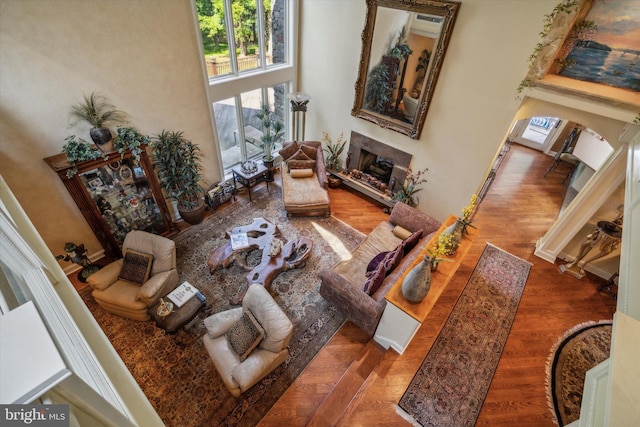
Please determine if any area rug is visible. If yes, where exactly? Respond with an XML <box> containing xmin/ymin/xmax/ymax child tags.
<box><xmin>545</xmin><ymin>320</ymin><xmax>613</xmax><ymax>426</ymax></box>
<box><xmin>79</xmin><ymin>185</ymin><xmax>365</xmax><ymax>426</ymax></box>
<box><xmin>398</xmin><ymin>243</ymin><xmax>532</xmax><ymax>427</ymax></box>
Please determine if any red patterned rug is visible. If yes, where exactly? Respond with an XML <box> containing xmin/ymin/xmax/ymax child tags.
<box><xmin>80</xmin><ymin>186</ymin><xmax>365</xmax><ymax>426</ymax></box>
<box><xmin>398</xmin><ymin>243</ymin><xmax>532</xmax><ymax>427</ymax></box>
<box><xmin>545</xmin><ymin>320</ymin><xmax>612</xmax><ymax>426</ymax></box>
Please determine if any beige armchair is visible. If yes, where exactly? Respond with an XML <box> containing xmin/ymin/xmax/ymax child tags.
<box><xmin>87</xmin><ymin>230</ymin><xmax>179</xmax><ymax>321</ymax></box>
<box><xmin>202</xmin><ymin>284</ymin><xmax>293</xmax><ymax>397</ymax></box>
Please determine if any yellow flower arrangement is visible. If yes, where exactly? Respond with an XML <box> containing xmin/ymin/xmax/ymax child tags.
<box><xmin>459</xmin><ymin>194</ymin><xmax>478</xmax><ymax>234</ymax></box>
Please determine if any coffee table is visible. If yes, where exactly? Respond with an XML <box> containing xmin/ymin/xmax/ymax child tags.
<box><xmin>149</xmin><ymin>294</ymin><xmax>206</xmax><ymax>333</ymax></box>
<box><xmin>207</xmin><ymin>217</ymin><xmax>313</xmax><ymax>304</ymax></box>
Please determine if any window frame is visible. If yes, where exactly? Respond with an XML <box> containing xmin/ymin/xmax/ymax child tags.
<box><xmin>192</xmin><ymin>0</ymin><xmax>299</xmax><ymax>177</ymax></box>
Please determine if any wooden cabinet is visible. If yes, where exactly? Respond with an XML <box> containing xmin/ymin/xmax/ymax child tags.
<box><xmin>44</xmin><ymin>148</ymin><xmax>176</xmax><ymax>260</ymax></box>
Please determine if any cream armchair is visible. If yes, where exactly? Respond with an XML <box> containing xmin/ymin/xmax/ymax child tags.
<box><xmin>87</xmin><ymin>230</ymin><xmax>179</xmax><ymax>321</ymax></box>
<box><xmin>202</xmin><ymin>284</ymin><xmax>293</xmax><ymax>397</ymax></box>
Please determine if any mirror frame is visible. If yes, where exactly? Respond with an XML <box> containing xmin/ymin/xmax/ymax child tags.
<box><xmin>352</xmin><ymin>0</ymin><xmax>460</xmax><ymax>139</ymax></box>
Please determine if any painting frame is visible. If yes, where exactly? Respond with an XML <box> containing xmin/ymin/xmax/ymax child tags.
<box><xmin>535</xmin><ymin>0</ymin><xmax>640</xmax><ymax>109</ymax></box>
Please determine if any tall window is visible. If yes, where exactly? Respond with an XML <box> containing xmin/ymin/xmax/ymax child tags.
<box><xmin>195</xmin><ymin>0</ymin><xmax>295</xmax><ymax>174</ymax></box>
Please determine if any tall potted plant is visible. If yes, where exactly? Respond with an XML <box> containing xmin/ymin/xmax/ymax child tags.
<box><xmin>151</xmin><ymin>130</ymin><xmax>206</xmax><ymax>225</ymax></box>
<box><xmin>69</xmin><ymin>92</ymin><xmax>126</xmax><ymax>153</ymax></box>
<box><xmin>256</xmin><ymin>104</ymin><xmax>284</xmax><ymax>181</ymax></box>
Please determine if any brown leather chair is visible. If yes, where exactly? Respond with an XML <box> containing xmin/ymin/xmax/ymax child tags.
<box><xmin>87</xmin><ymin>230</ymin><xmax>179</xmax><ymax>321</ymax></box>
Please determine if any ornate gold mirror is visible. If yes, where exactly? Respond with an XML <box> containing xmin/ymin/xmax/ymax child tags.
<box><xmin>352</xmin><ymin>0</ymin><xmax>460</xmax><ymax>139</ymax></box>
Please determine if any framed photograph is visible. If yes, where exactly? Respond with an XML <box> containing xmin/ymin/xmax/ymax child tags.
<box><xmin>88</xmin><ymin>177</ymin><xmax>104</xmax><ymax>189</ymax></box>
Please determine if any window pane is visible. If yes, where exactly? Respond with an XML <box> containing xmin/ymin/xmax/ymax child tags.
<box><xmin>213</xmin><ymin>97</ymin><xmax>242</xmax><ymax>170</ymax></box>
<box><xmin>265</xmin><ymin>0</ymin><xmax>287</xmax><ymax>66</ymax></box>
<box><xmin>197</xmin><ymin>0</ymin><xmax>233</xmax><ymax>78</ymax></box>
<box><xmin>232</xmin><ymin>0</ymin><xmax>260</xmax><ymax>73</ymax></box>
<box><xmin>240</xmin><ymin>84</ymin><xmax>287</xmax><ymax>161</ymax></box>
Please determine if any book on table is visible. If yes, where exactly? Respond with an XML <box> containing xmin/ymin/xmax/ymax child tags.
<box><xmin>167</xmin><ymin>281</ymin><xmax>199</xmax><ymax>308</ymax></box>
<box><xmin>230</xmin><ymin>232</ymin><xmax>249</xmax><ymax>250</ymax></box>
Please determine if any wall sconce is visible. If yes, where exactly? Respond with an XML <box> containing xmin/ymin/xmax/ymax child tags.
<box><xmin>288</xmin><ymin>92</ymin><xmax>310</xmax><ymax>141</ymax></box>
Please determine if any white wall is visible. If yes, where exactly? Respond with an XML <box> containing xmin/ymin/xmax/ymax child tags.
<box><xmin>298</xmin><ymin>0</ymin><xmax>560</xmax><ymax>221</ymax></box>
<box><xmin>0</xmin><ymin>0</ymin><xmax>217</xmax><ymax>260</ymax></box>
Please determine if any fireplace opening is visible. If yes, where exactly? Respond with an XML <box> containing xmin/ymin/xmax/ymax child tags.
<box><xmin>358</xmin><ymin>149</ymin><xmax>394</xmax><ymax>185</ymax></box>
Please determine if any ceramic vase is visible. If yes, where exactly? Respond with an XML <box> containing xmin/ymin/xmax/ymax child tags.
<box><xmin>401</xmin><ymin>255</ymin><xmax>432</xmax><ymax>303</ymax></box>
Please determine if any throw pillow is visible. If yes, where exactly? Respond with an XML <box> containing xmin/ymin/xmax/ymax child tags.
<box><xmin>392</xmin><ymin>225</ymin><xmax>413</xmax><ymax>240</ymax></box>
<box><xmin>288</xmin><ymin>159</ymin><xmax>317</xmax><ymax>171</ymax></box>
<box><xmin>363</xmin><ymin>262</ymin><xmax>385</xmax><ymax>296</ymax></box>
<box><xmin>226</xmin><ymin>309</ymin><xmax>265</xmax><ymax>362</ymax></box>
<box><xmin>366</xmin><ymin>251</ymin><xmax>389</xmax><ymax>276</ymax></box>
<box><xmin>118</xmin><ymin>249</ymin><xmax>153</xmax><ymax>285</ymax></box>
<box><xmin>299</xmin><ymin>144</ymin><xmax>318</xmax><ymax>160</ymax></box>
<box><xmin>288</xmin><ymin>148</ymin><xmax>312</xmax><ymax>162</ymax></box>
<box><xmin>279</xmin><ymin>141</ymin><xmax>299</xmax><ymax>161</ymax></box>
<box><xmin>402</xmin><ymin>229</ymin><xmax>424</xmax><ymax>253</ymax></box>
<box><xmin>382</xmin><ymin>244</ymin><xmax>404</xmax><ymax>274</ymax></box>
<box><xmin>290</xmin><ymin>168</ymin><xmax>314</xmax><ymax>178</ymax></box>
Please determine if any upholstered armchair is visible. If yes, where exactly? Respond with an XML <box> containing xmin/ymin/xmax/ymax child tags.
<box><xmin>87</xmin><ymin>230</ymin><xmax>179</xmax><ymax>321</ymax></box>
<box><xmin>202</xmin><ymin>284</ymin><xmax>293</xmax><ymax>397</ymax></box>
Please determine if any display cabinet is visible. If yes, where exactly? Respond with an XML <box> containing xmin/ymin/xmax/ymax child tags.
<box><xmin>45</xmin><ymin>147</ymin><xmax>176</xmax><ymax>259</ymax></box>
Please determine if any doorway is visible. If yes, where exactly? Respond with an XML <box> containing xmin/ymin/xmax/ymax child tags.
<box><xmin>509</xmin><ymin>116</ymin><xmax>565</xmax><ymax>152</ymax></box>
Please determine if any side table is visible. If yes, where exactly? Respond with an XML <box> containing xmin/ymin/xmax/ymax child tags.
<box><xmin>149</xmin><ymin>295</ymin><xmax>206</xmax><ymax>333</ymax></box>
<box><xmin>232</xmin><ymin>163</ymin><xmax>269</xmax><ymax>201</ymax></box>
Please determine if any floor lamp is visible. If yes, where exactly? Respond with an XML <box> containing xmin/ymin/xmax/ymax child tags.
<box><xmin>288</xmin><ymin>92</ymin><xmax>310</xmax><ymax>141</ymax></box>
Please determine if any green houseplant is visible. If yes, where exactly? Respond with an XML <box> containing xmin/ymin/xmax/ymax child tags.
<box><xmin>69</xmin><ymin>92</ymin><xmax>126</xmax><ymax>152</ymax></box>
<box><xmin>113</xmin><ymin>126</ymin><xmax>149</xmax><ymax>161</ymax></box>
<box><xmin>321</xmin><ymin>131</ymin><xmax>347</xmax><ymax>171</ymax></box>
<box><xmin>256</xmin><ymin>104</ymin><xmax>284</xmax><ymax>162</ymax></box>
<box><xmin>151</xmin><ymin>130</ymin><xmax>206</xmax><ymax>225</ymax></box>
<box><xmin>61</xmin><ymin>135</ymin><xmax>106</xmax><ymax>178</ymax></box>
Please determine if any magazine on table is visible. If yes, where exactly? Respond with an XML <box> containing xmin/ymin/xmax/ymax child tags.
<box><xmin>167</xmin><ymin>281</ymin><xmax>199</xmax><ymax>307</ymax></box>
<box><xmin>230</xmin><ymin>232</ymin><xmax>249</xmax><ymax>250</ymax></box>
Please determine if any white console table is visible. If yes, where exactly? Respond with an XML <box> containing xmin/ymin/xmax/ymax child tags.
<box><xmin>374</xmin><ymin>215</ymin><xmax>478</xmax><ymax>354</ymax></box>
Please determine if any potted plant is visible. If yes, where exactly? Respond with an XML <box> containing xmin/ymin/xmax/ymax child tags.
<box><xmin>256</xmin><ymin>104</ymin><xmax>284</xmax><ymax>181</ymax></box>
<box><xmin>392</xmin><ymin>166</ymin><xmax>428</xmax><ymax>207</ymax></box>
<box><xmin>322</xmin><ymin>131</ymin><xmax>347</xmax><ymax>172</ymax></box>
<box><xmin>151</xmin><ymin>130</ymin><xmax>206</xmax><ymax>225</ymax></box>
<box><xmin>113</xmin><ymin>126</ymin><xmax>149</xmax><ymax>161</ymax></box>
<box><xmin>69</xmin><ymin>92</ymin><xmax>126</xmax><ymax>153</ymax></box>
<box><xmin>61</xmin><ymin>135</ymin><xmax>107</xmax><ymax>178</ymax></box>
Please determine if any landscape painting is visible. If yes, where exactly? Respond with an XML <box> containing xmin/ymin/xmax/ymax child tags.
<box><xmin>556</xmin><ymin>0</ymin><xmax>640</xmax><ymax>92</ymax></box>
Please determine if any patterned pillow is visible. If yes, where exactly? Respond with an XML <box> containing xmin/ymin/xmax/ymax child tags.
<box><xmin>226</xmin><ymin>309</ymin><xmax>265</xmax><ymax>362</ymax></box>
<box><xmin>118</xmin><ymin>249</ymin><xmax>153</xmax><ymax>285</ymax></box>
<box><xmin>288</xmin><ymin>159</ymin><xmax>316</xmax><ymax>171</ymax></box>
<box><xmin>279</xmin><ymin>141</ymin><xmax>299</xmax><ymax>161</ymax></box>
<box><xmin>382</xmin><ymin>244</ymin><xmax>404</xmax><ymax>275</ymax></box>
<box><xmin>363</xmin><ymin>262</ymin><xmax>385</xmax><ymax>296</ymax></box>
<box><xmin>366</xmin><ymin>251</ymin><xmax>389</xmax><ymax>276</ymax></box>
<box><xmin>402</xmin><ymin>229</ymin><xmax>424</xmax><ymax>254</ymax></box>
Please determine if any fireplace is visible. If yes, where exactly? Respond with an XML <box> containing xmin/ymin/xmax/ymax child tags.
<box><xmin>346</xmin><ymin>131</ymin><xmax>412</xmax><ymax>194</ymax></box>
<box><xmin>334</xmin><ymin>131</ymin><xmax>412</xmax><ymax>207</ymax></box>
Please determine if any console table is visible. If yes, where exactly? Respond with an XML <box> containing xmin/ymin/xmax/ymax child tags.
<box><xmin>374</xmin><ymin>214</ymin><xmax>479</xmax><ymax>354</ymax></box>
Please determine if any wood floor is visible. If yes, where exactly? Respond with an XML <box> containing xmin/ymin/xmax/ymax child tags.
<box><xmin>258</xmin><ymin>143</ymin><xmax>617</xmax><ymax>426</ymax></box>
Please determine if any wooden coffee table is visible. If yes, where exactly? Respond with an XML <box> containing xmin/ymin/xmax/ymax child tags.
<box><xmin>149</xmin><ymin>295</ymin><xmax>206</xmax><ymax>333</ymax></box>
<box><xmin>207</xmin><ymin>217</ymin><xmax>313</xmax><ymax>304</ymax></box>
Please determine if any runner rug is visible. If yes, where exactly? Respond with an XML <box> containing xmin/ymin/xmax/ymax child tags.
<box><xmin>79</xmin><ymin>186</ymin><xmax>365</xmax><ymax>426</ymax></box>
<box><xmin>545</xmin><ymin>320</ymin><xmax>612</xmax><ymax>426</ymax></box>
<box><xmin>398</xmin><ymin>243</ymin><xmax>532</xmax><ymax>427</ymax></box>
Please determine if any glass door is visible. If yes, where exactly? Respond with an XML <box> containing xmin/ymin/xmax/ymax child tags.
<box><xmin>509</xmin><ymin>116</ymin><xmax>564</xmax><ymax>152</ymax></box>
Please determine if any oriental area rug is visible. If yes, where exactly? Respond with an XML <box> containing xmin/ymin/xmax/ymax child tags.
<box><xmin>398</xmin><ymin>243</ymin><xmax>532</xmax><ymax>427</ymax></box>
<box><xmin>79</xmin><ymin>186</ymin><xmax>365</xmax><ymax>426</ymax></box>
<box><xmin>545</xmin><ymin>320</ymin><xmax>612</xmax><ymax>426</ymax></box>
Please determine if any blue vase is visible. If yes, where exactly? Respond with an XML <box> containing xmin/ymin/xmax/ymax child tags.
<box><xmin>401</xmin><ymin>255</ymin><xmax>432</xmax><ymax>303</ymax></box>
